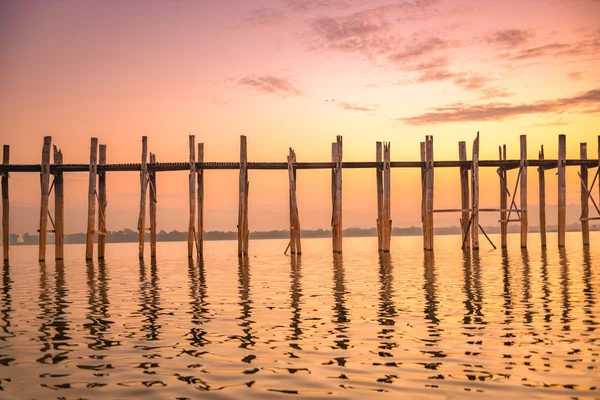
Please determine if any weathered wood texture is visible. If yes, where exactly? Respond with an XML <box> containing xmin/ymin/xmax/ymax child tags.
<box><xmin>138</xmin><ymin>136</ymin><xmax>148</xmax><ymax>259</ymax></box>
<box><xmin>197</xmin><ymin>143</ymin><xmax>204</xmax><ymax>257</ymax></box>
<box><xmin>538</xmin><ymin>146</ymin><xmax>546</xmax><ymax>248</ymax></box>
<box><xmin>188</xmin><ymin>135</ymin><xmax>196</xmax><ymax>258</ymax></box>
<box><xmin>580</xmin><ymin>143</ymin><xmax>589</xmax><ymax>246</ymax></box>
<box><xmin>558</xmin><ymin>134</ymin><xmax>566</xmax><ymax>247</ymax></box>
<box><xmin>381</xmin><ymin>142</ymin><xmax>391</xmax><ymax>252</ymax></box>
<box><xmin>520</xmin><ymin>135</ymin><xmax>528</xmax><ymax>248</ymax></box>
<box><xmin>86</xmin><ymin>138</ymin><xmax>98</xmax><ymax>261</ymax></box>
<box><xmin>98</xmin><ymin>145</ymin><xmax>107</xmax><ymax>260</ymax></box>
<box><xmin>2</xmin><ymin>145</ymin><xmax>9</xmax><ymax>261</ymax></box>
<box><xmin>54</xmin><ymin>146</ymin><xmax>65</xmax><ymax>260</ymax></box>
<box><xmin>238</xmin><ymin>136</ymin><xmax>249</xmax><ymax>257</ymax></box>
<box><xmin>459</xmin><ymin>141</ymin><xmax>470</xmax><ymax>249</ymax></box>
<box><xmin>471</xmin><ymin>133</ymin><xmax>480</xmax><ymax>250</ymax></box>
<box><xmin>149</xmin><ymin>152</ymin><xmax>157</xmax><ymax>258</ymax></box>
<box><xmin>39</xmin><ymin>136</ymin><xmax>52</xmax><ymax>262</ymax></box>
<box><xmin>288</xmin><ymin>148</ymin><xmax>301</xmax><ymax>255</ymax></box>
<box><xmin>499</xmin><ymin>145</ymin><xmax>508</xmax><ymax>248</ymax></box>
<box><xmin>331</xmin><ymin>136</ymin><xmax>343</xmax><ymax>253</ymax></box>
<box><xmin>423</xmin><ymin>136</ymin><xmax>434</xmax><ymax>251</ymax></box>
<box><xmin>376</xmin><ymin>142</ymin><xmax>383</xmax><ymax>251</ymax></box>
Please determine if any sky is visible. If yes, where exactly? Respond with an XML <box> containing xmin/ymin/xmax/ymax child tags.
<box><xmin>1</xmin><ymin>0</ymin><xmax>599</xmax><ymax>234</ymax></box>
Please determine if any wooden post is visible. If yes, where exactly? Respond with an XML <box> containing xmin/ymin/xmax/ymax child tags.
<box><xmin>2</xmin><ymin>145</ymin><xmax>9</xmax><ymax>261</ymax></box>
<box><xmin>499</xmin><ymin>145</ymin><xmax>508</xmax><ymax>248</ymax></box>
<box><xmin>188</xmin><ymin>135</ymin><xmax>196</xmax><ymax>259</ymax></box>
<box><xmin>238</xmin><ymin>135</ymin><xmax>249</xmax><ymax>257</ymax></box>
<box><xmin>459</xmin><ymin>141</ymin><xmax>470</xmax><ymax>249</ymax></box>
<box><xmin>197</xmin><ymin>143</ymin><xmax>204</xmax><ymax>257</ymax></box>
<box><xmin>580</xmin><ymin>143</ymin><xmax>589</xmax><ymax>246</ymax></box>
<box><xmin>376</xmin><ymin>142</ymin><xmax>383</xmax><ymax>251</ymax></box>
<box><xmin>331</xmin><ymin>136</ymin><xmax>343</xmax><ymax>253</ymax></box>
<box><xmin>288</xmin><ymin>148</ymin><xmax>301</xmax><ymax>254</ymax></box>
<box><xmin>520</xmin><ymin>135</ymin><xmax>528</xmax><ymax>248</ymax></box>
<box><xmin>538</xmin><ymin>145</ymin><xmax>547</xmax><ymax>248</ymax></box>
<box><xmin>423</xmin><ymin>136</ymin><xmax>434</xmax><ymax>251</ymax></box>
<box><xmin>471</xmin><ymin>133</ymin><xmax>480</xmax><ymax>251</ymax></box>
<box><xmin>149</xmin><ymin>153</ymin><xmax>157</xmax><ymax>258</ymax></box>
<box><xmin>39</xmin><ymin>136</ymin><xmax>52</xmax><ymax>262</ymax></box>
<box><xmin>558</xmin><ymin>134</ymin><xmax>566</xmax><ymax>247</ymax></box>
<box><xmin>97</xmin><ymin>145</ymin><xmax>107</xmax><ymax>260</ymax></box>
<box><xmin>54</xmin><ymin>146</ymin><xmax>64</xmax><ymax>260</ymax></box>
<box><xmin>382</xmin><ymin>142</ymin><xmax>391</xmax><ymax>252</ymax></box>
<box><xmin>138</xmin><ymin>136</ymin><xmax>148</xmax><ymax>260</ymax></box>
<box><xmin>85</xmin><ymin>137</ymin><xmax>98</xmax><ymax>261</ymax></box>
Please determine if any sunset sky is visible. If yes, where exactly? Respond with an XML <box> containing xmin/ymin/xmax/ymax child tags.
<box><xmin>1</xmin><ymin>0</ymin><xmax>599</xmax><ymax>234</ymax></box>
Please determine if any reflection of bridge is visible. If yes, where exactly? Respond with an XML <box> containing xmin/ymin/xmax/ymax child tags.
<box><xmin>1</xmin><ymin>134</ymin><xmax>599</xmax><ymax>262</ymax></box>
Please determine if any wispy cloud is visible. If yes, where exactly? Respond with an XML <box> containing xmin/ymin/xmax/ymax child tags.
<box><xmin>567</xmin><ymin>71</ymin><xmax>584</xmax><ymax>81</ymax></box>
<box><xmin>246</xmin><ymin>8</ymin><xmax>287</xmax><ymax>26</ymax></box>
<box><xmin>398</xmin><ymin>88</ymin><xmax>600</xmax><ymax>125</ymax></box>
<box><xmin>482</xmin><ymin>29</ymin><xmax>535</xmax><ymax>47</ymax></box>
<box><xmin>238</xmin><ymin>75</ymin><xmax>302</xmax><ymax>96</ymax></box>
<box><xmin>339</xmin><ymin>102</ymin><xmax>378</xmax><ymax>112</ymax></box>
<box><xmin>389</xmin><ymin>36</ymin><xmax>450</xmax><ymax>63</ymax></box>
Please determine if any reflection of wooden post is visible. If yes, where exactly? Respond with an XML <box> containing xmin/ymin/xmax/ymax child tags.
<box><xmin>520</xmin><ymin>135</ymin><xmax>528</xmax><ymax>248</ymax></box>
<box><xmin>86</xmin><ymin>138</ymin><xmax>98</xmax><ymax>261</ymax></box>
<box><xmin>287</xmin><ymin>148</ymin><xmax>301</xmax><ymax>255</ymax></box>
<box><xmin>39</xmin><ymin>136</ymin><xmax>52</xmax><ymax>262</ymax></box>
<box><xmin>331</xmin><ymin>136</ymin><xmax>343</xmax><ymax>253</ymax></box>
<box><xmin>558</xmin><ymin>134</ymin><xmax>566</xmax><ymax>247</ymax></box>
<box><xmin>580</xmin><ymin>142</ymin><xmax>589</xmax><ymax>246</ymax></box>
<box><xmin>382</xmin><ymin>142</ymin><xmax>391</xmax><ymax>252</ymax></box>
<box><xmin>188</xmin><ymin>135</ymin><xmax>196</xmax><ymax>259</ymax></box>
<box><xmin>149</xmin><ymin>153</ymin><xmax>157</xmax><ymax>258</ymax></box>
<box><xmin>98</xmin><ymin>145</ymin><xmax>107</xmax><ymax>260</ymax></box>
<box><xmin>238</xmin><ymin>135</ymin><xmax>249</xmax><ymax>257</ymax></box>
<box><xmin>197</xmin><ymin>143</ymin><xmax>204</xmax><ymax>257</ymax></box>
<box><xmin>2</xmin><ymin>145</ymin><xmax>9</xmax><ymax>261</ymax></box>
<box><xmin>376</xmin><ymin>142</ymin><xmax>383</xmax><ymax>251</ymax></box>
<box><xmin>54</xmin><ymin>146</ymin><xmax>64</xmax><ymax>260</ymax></box>
<box><xmin>459</xmin><ymin>141</ymin><xmax>470</xmax><ymax>249</ymax></box>
<box><xmin>538</xmin><ymin>146</ymin><xmax>547</xmax><ymax>248</ymax></box>
<box><xmin>471</xmin><ymin>133</ymin><xmax>480</xmax><ymax>251</ymax></box>
<box><xmin>423</xmin><ymin>136</ymin><xmax>434</xmax><ymax>251</ymax></box>
<box><xmin>138</xmin><ymin>136</ymin><xmax>148</xmax><ymax>260</ymax></box>
<box><xmin>499</xmin><ymin>145</ymin><xmax>507</xmax><ymax>248</ymax></box>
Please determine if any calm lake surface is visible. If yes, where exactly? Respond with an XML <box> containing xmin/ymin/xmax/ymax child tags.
<box><xmin>0</xmin><ymin>233</ymin><xmax>598</xmax><ymax>399</ymax></box>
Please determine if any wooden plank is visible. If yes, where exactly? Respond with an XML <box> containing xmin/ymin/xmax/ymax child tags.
<box><xmin>376</xmin><ymin>142</ymin><xmax>383</xmax><ymax>251</ymax></box>
<box><xmin>500</xmin><ymin>145</ymin><xmax>508</xmax><ymax>248</ymax></box>
<box><xmin>520</xmin><ymin>135</ymin><xmax>528</xmax><ymax>248</ymax></box>
<box><xmin>138</xmin><ymin>136</ymin><xmax>148</xmax><ymax>259</ymax></box>
<box><xmin>238</xmin><ymin>135</ymin><xmax>248</xmax><ymax>257</ymax></box>
<box><xmin>39</xmin><ymin>136</ymin><xmax>52</xmax><ymax>262</ymax></box>
<box><xmin>188</xmin><ymin>135</ymin><xmax>196</xmax><ymax>259</ymax></box>
<box><xmin>459</xmin><ymin>141</ymin><xmax>470</xmax><ymax>249</ymax></box>
<box><xmin>424</xmin><ymin>136</ymin><xmax>434</xmax><ymax>251</ymax></box>
<box><xmin>85</xmin><ymin>137</ymin><xmax>98</xmax><ymax>261</ymax></box>
<box><xmin>149</xmin><ymin>152</ymin><xmax>157</xmax><ymax>258</ymax></box>
<box><xmin>54</xmin><ymin>146</ymin><xmax>64</xmax><ymax>260</ymax></box>
<box><xmin>2</xmin><ymin>145</ymin><xmax>9</xmax><ymax>261</ymax></box>
<box><xmin>197</xmin><ymin>143</ymin><xmax>204</xmax><ymax>257</ymax></box>
<box><xmin>471</xmin><ymin>133</ymin><xmax>480</xmax><ymax>251</ymax></box>
<box><xmin>538</xmin><ymin>145</ymin><xmax>547</xmax><ymax>248</ymax></box>
<box><xmin>331</xmin><ymin>136</ymin><xmax>343</xmax><ymax>253</ymax></box>
<box><xmin>288</xmin><ymin>148</ymin><xmax>301</xmax><ymax>255</ymax></box>
<box><xmin>97</xmin><ymin>145</ymin><xmax>107</xmax><ymax>260</ymax></box>
<box><xmin>558</xmin><ymin>134</ymin><xmax>566</xmax><ymax>247</ymax></box>
<box><xmin>420</xmin><ymin>142</ymin><xmax>425</xmax><ymax>225</ymax></box>
<box><xmin>580</xmin><ymin>142</ymin><xmax>589</xmax><ymax>246</ymax></box>
<box><xmin>382</xmin><ymin>142</ymin><xmax>391</xmax><ymax>252</ymax></box>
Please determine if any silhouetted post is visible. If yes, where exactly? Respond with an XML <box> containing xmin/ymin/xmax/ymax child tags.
<box><xmin>97</xmin><ymin>145</ymin><xmax>107</xmax><ymax>260</ymax></box>
<box><xmin>2</xmin><ymin>145</ymin><xmax>9</xmax><ymax>261</ymax></box>
<box><xmin>580</xmin><ymin>142</ymin><xmax>589</xmax><ymax>246</ymax></box>
<box><xmin>149</xmin><ymin>153</ymin><xmax>157</xmax><ymax>258</ymax></box>
<box><xmin>499</xmin><ymin>145</ymin><xmax>508</xmax><ymax>248</ymax></box>
<box><xmin>423</xmin><ymin>136</ymin><xmax>434</xmax><ymax>251</ymax></box>
<box><xmin>459</xmin><ymin>141</ymin><xmax>470</xmax><ymax>249</ymax></box>
<box><xmin>138</xmin><ymin>136</ymin><xmax>148</xmax><ymax>260</ymax></box>
<box><xmin>376</xmin><ymin>142</ymin><xmax>383</xmax><ymax>250</ymax></box>
<box><xmin>558</xmin><ymin>134</ymin><xmax>566</xmax><ymax>247</ymax></box>
<box><xmin>382</xmin><ymin>142</ymin><xmax>391</xmax><ymax>252</ymax></box>
<box><xmin>331</xmin><ymin>136</ymin><xmax>343</xmax><ymax>253</ymax></box>
<box><xmin>287</xmin><ymin>148</ymin><xmax>301</xmax><ymax>254</ymax></box>
<box><xmin>471</xmin><ymin>133</ymin><xmax>480</xmax><ymax>251</ymax></box>
<box><xmin>197</xmin><ymin>143</ymin><xmax>204</xmax><ymax>257</ymax></box>
<box><xmin>86</xmin><ymin>137</ymin><xmax>98</xmax><ymax>261</ymax></box>
<box><xmin>188</xmin><ymin>135</ymin><xmax>196</xmax><ymax>259</ymax></box>
<box><xmin>54</xmin><ymin>146</ymin><xmax>64</xmax><ymax>260</ymax></box>
<box><xmin>520</xmin><ymin>135</ymin><xmax>528</xmax><ymax>248</ymax></box>
<box><xmin>538</xmin><ymin>145</ymin><xmax>547</xmax><ymax>247</ymax></box>
<box><xmin>39</xmin><ymin>136</ymin><xmax>51</xmax><ymax>262</ymax></box>
<box><xmin>238</xmin><ymin>135</ymin><xmax>249</xmax><ymax>257</ymax></box>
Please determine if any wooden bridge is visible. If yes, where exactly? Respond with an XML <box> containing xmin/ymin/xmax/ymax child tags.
<box><xmin>0</xmin><ymin>133</ymin><xmax>599</xmax><ymax>262</ymax></box>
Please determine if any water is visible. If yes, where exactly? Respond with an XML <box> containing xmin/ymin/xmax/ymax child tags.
<box><xmin>0</xmin><ymin>233</ymin><xmax>598</xmax><ymax>399</ymax></box>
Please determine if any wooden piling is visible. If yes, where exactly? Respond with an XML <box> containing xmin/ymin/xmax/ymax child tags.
<box><xmin>558</xmin><ymin>134</ymin><xmax>566</xmax><ymax>247</ymax></box>
<box><xmin>471</xmin><ymin>133</ymin><xmax>480</xmax><ymax>251</ymax></box>
<box><xmin>382</xmin><ymin>142</ymin><xmax>391</xmax><ymax>252</ymax></box>
<box><xmin>39</xmin><ymin>136</ymin><xmax>52</xmax><ymax>262</ymax></box>
<box><xmin>499</xmin><ymin>145</ymin><xmax>507</xmax><ymax>248</ymax></box>
<box><xmin>85</xmin><ymin>137</ymin><xmax>98</xmax><ymax>261</ymax></box>
<box><xmin>423</xmin><ymin>136</ymin><xmax>434</xmax><ymax>251</ymax></box>
<box><xmin>149</xmin><ymin>153</ymin><xmax>157</xmax><ymax>258</ymax></box>
<box><xmin>138</xmin><ymin>136</ymin><xmax>148</xmax><ymax>260</ymax></box>
<box><xmin>287</xmin><ymin>148</ymin><xmax>301</xmax><ymax>254</ymax></box>
<box><xmin>538</xmin><ymin>146</ymin><xmax>547</xmax><ymax>248</ymax></box>
<box><xmin>331</xmin><ymin>136</ymin><xmax>343</xmax><ymax>253</ymax></box>
<box><xmin>2</xmin><ymin>145</ymin><xmax>9</xmax><ymax>261</ymax></box>
<box><xmin>459</xmin><ymin>141</ymin><xmax>470</xmax><ymax>249</ymax></box>
<box><xmin>520</xmin><ymin>135</ymin><xmax>528</xmax><ymax>248</ymax></box>
<box><xmin>197</xmin><ymin>143</ymin><xmax>204</xmax><ymax>257</ymax></box>
<box><xmin>188</xmin><ymin>135</ymin><xmax>196</xmax><ymax>259</ymax></box>
<box><xmin>238</xmin><ymin>135</ymin><xmax>249</xmax><ymax>257</ymax></box>
<box><xmin>54</xmin><ymin>146</ymin><xmax>64</xmax><ymax>260</ymax></box>
<box><xmin>97</xmin><ymin>145</ymin><xmax>107</xmax><ymax>260</ymax></box>
<box><xmin>580</xmin><ymin>142</ymin><xmax>589</xmax><ymax>246</ymax></box>
<box><xmin>376</xmin><ymin>142</ymin><xmax>383</xmax><ymax>251</ymax></box>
